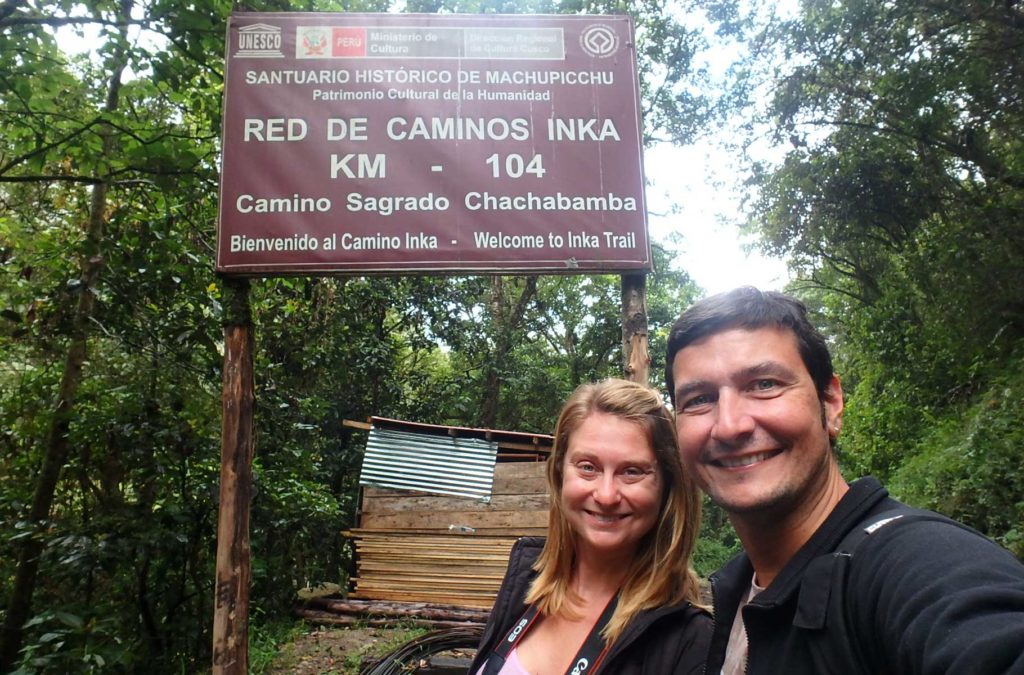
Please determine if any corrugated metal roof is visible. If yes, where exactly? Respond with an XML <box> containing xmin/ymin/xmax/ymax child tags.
<box><xmin>359</xmin><ymin>427</ymin><xmax>498</xmax><ymax>501</ymax></box>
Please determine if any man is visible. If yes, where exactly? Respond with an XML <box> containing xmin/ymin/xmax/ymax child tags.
<box><xmin>665</xmin><ymin>286</ymin><xmax>1024</xmax><ymax>674</ymax></box>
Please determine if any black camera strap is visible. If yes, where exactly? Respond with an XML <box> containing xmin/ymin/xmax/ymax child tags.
<box><xmin>481</xmin><ymin>594</ymin><xmax>618</xmax><ymax>675</ymax></box>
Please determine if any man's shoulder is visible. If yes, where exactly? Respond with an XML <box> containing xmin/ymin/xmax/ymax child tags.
<box><xmin>836</xmin><ymin>493</ymin><xmax>1024</xmax><ymax>621</ymax></box>
<box><xmin>829</xmin><ymin>478</ymin><xmax>984</xmax><ymax>556</ymax></box>
<box><xmin>846</xmin><ymin>486</ymin><xmax>1000</xmax><ymax>546</ymax></box>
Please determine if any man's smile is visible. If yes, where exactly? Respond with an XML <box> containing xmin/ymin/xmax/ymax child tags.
<box><xmin>710</xmin><ymin>449</ymin><xmax>783</xmax><ymax>469</ymax></box>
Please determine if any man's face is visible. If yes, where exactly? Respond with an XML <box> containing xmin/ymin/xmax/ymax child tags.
<box><xmin>670</xmin><ymin>326</ymin><xmax>843</xmax><ymax>517</ymax></box>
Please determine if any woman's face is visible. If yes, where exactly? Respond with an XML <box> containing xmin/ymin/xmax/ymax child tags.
<box><xmin>560</xmin><ymin>412</ymin><xmax>663</xmax><ymax>562</ymax></box>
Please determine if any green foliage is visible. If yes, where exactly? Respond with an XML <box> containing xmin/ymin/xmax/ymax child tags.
<box><xmin>8</xmin><ymin>610</ymin><xmax>130</xmax><ymax>674</ymax></box>
<box><xmin>692</xmin><ymin>499</ymin><xmax>740</xmax><ymax>578</ymax></box>
<box><xmin>888</xmin><ymin>350</ymin><xmax>1024</xmax><ymax>559</ymax></box>
<box><xmin>249</xmin><ymin>617</ymin><xmax>308</xmax><ymax>674</ymax></box>
<box><xmin>733</xmin><ymin>0</ymin><xmax>1024</xmax><ymax>552</ymax></box>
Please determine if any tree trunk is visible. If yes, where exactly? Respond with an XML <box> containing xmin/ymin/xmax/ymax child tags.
<box><xmin>0</xmin><ymin>54</ymin><xmax>125</xmax><ymax>669</ymax></box>
<box><xmin>621</xmin><ymin>273</ymin><xmax>649</xmax><ymax>385</ymax></box>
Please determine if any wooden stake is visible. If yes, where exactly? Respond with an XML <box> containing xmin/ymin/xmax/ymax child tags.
<box><xmin>212</xmin><ymin>277</ymin><xmax>254</xmax><ymax>674</ymax></box>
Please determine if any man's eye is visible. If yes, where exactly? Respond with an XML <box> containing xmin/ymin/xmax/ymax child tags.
<box><xmin>679</xmin><ymin>394</ymin><xmax>710</xmax><ymax>411</ymax></box>
<box><xmin>753</xmin><ymin>379</ymin><xmax>777</xmax><ymax>391</ymax></box>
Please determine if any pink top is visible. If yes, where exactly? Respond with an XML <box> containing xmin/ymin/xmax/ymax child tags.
<box><xmin>476</xmin><ymin>647</ymin><xmax>532</xmax><ymax>675</ymax></box>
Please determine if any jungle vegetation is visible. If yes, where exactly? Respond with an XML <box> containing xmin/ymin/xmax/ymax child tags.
<box><xmin>1</xmin><ymin>0</ymin><xmax>1021</xmax><ymax>671</ymax></box>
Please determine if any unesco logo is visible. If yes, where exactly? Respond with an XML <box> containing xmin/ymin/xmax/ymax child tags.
<box><xmin>235</xmin><ymin>23</ymin><xmax>284</xmax><ymax>58</ymax></box>
<box><xmin>579</xmin><ymin>24</ymin><xmax>619</xmax><ymax>58</ymax></box>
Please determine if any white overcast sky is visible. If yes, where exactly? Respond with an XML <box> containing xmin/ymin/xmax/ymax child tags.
<box><xmin>644</xmin><ymin>141</ymin><xmax>790</xmax><ymax>295</ymax></box>
<box><xmin>641</xmin><ymin>1</ymin><xmax>793</xmax><ymax>296</ymax></box>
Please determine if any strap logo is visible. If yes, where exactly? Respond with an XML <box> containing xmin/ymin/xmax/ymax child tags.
<box><xmin>571</xmin><ymin>657</ymin><xmax>590</xmax><ymax>674</ymax></box>
<box><xmin>507</xmin><ymin>617</ymin><xmax>529</xmax><ymax>643</ymax></box>
<box><xmin>864</xmin><ymin>514</ymin><xmax>904</xmax><ymax>534</ymax></box>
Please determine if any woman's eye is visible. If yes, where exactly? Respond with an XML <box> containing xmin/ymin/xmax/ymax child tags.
<box><xmin>576</xmin><ymin>462</ymin><xmax>598</xmax><ymax>475</ymax></box>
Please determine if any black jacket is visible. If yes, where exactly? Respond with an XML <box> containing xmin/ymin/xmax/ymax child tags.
<box><xmin>469</xmin><ymin>537</ymin><xmax>711</xmax><ymax>674</ymax></box>
<box><xmin>706</xmin><ymin>477</ymin><xmax>1024</xmax><ymax>674</ymax></box>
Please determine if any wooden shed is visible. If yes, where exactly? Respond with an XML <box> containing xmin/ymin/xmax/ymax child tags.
<box><xmin>344</xmin><ymin>416</ymin><xmax>553</xmax><ymax>610</ymax></box>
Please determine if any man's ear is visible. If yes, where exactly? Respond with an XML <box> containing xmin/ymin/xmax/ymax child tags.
<box><xmin>824</xmin><ymin>374</ymin><xmax>844</xmax><ymax>437</ymax></box>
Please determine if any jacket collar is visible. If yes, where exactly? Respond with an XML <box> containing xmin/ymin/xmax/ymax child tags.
<box><xmin>720</xmin><ymin>477</ymin><xmax>889</xmax><ymax>610</ymax></box>
<box><xmin>705</xmin><ymin>478</ymin><xmax>888</xmax><ymax>673</ymax></box>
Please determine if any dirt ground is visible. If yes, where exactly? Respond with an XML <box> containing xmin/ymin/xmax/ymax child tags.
<box><xmin>266</xmin><ymin>624</ymin><xmax>477</xmax><ymax>674</ymax></box>
<box><xmin>267</xmin><ymin>625</ymin><xmax>410</xmax><ymax>674</ymax></box>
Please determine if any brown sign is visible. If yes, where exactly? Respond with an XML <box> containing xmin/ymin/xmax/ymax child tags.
<box><xmin>216</xmin><ymin>13</ymin><xmax>650</xmax><ymax>275</ymax></box>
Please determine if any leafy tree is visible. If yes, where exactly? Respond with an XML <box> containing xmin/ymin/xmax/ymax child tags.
<box><xmin>736</xmin><ymin>0</ymin><xmax>1024</xmax><ymax>545</ymax></box>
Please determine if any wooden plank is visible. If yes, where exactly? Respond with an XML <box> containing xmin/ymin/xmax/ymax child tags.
<box><xmin>355</xmin><ymin>552</ymin><xmax>512</xmax><ymax>565</ymax></box>
<box><xmin>358</xmin><ymin>561</ymin><xmax>507</xmax><ymax>577</ymax></box>
<box><xmin>491</xmin><ymin>474</ymin><xmax>548</xmax><ymax>495</ymax></box>
<box><xmin>355</xmin><ymin>545</ymin><xmax>512</xmax><ymax>556</ymax></box>
<box><xmin>355</xmin><ymin>545</ymin><xmax>513</xmax><ymax>558</ymax></box>
<box><xmin>347</xmin><ymin>527</ymin><xmax>547</xmax><ymax>537</ymax></box>
<box><xmin>361</xmin><ymin>486</ymin><xmax>500</xmax><ymax>500</ymax></box>
<box><xmin>493</xmin><ymin>462</ymin><xmax>548</xmax><ymax>479</ymax></box>
<box><xmin>362</xmin><ymin>493</ymin><xmax>549</xmax><ymax>514</ymax></box>
<box><xmin>354</xmin><ymin>545</ymin><xmax>513</xmax><ymax>558</ymax></box>
<box><xmin>360</xmin><ymin>509</ymin><xmax>547</xmax><ymax>531</ymax></box>
<box><xmin>354</xmin><ymin>575</ymin><xmax>500</xmax><ymax>590</ymax></box>
<box><xmin>354</xmin><ymin>540</ymin><xmax>513</xmax><ymax>552</ymax></box>
<box><xmin>351</xmin><ymin>533</ymin><xmax>517</xmax><ymax>547</ymax></box>
<box><xmin>305</xmin><ymin>597</ymin><xmax>490</xmax><ymax>622</ymax></box>
<box><xmin>295</xmin><ymin>609</ymin><xmax>484</xmax><ymax>629</ymax></box>
<box><xmin>350</xmin><ymin>588</ymin><xmax>497</xmax><ymax>608</ymax></box>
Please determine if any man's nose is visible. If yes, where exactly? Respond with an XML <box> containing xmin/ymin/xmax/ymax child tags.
<box><xmin>711</xmin><ymin>389</ymin><xmax>755</xmax><ymax>442</ymax></box>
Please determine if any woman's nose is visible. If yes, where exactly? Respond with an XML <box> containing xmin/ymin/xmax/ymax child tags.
<box><xmin>592</xmin><ymin>472</ymin><xmax>621</xmax><ymax>505</ymax></box>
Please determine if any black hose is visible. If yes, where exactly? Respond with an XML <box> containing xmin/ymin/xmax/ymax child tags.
<box><xmin>359</xmin><ymin>625</ymin><xmax>484</xmax><ymax>675</ymax></box>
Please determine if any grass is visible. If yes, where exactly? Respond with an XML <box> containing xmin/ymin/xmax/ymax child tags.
<box><xmin>249</xmin><ymin>618</ymin><xmax>309</xmax><ymax>673</ymax></box>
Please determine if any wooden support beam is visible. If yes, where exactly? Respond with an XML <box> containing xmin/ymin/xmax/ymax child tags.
<box><xmin>212</xmin><ymin>278</ymin><xmax>254</xmax><ymax>674</ymax></box>
<box><xmin>621</xmin><ymin>273</ymin><xmax>650</xmax><ymax>385</ymax></box>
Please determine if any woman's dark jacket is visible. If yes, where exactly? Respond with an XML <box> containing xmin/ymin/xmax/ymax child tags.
<box><xmin>468</xmin><ymin>537</ymin><xmax>711</xmax><ymax>674</ymax></box>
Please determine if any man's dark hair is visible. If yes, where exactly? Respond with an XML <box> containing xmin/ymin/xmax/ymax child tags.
<box><xmin>665</xmin><ymin>287</ymin><xmax>835</xmax><ymax>406</ymax></box>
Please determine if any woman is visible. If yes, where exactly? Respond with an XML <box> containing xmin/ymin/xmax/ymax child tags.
<box><xmin>469</xmin><ymin>378</ymin><xmax>711</xmax><ymax>675</ymax></box>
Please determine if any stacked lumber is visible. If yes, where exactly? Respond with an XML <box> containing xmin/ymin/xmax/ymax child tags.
<box><xmin>350</xmin><ymin>461</ymin><xmax>550</xmax><ymax>609</ymax></box>
<box><xmin>348</xmin><ymin>533</ymin><xmax>516</xmax><ymax>608</ymax></box>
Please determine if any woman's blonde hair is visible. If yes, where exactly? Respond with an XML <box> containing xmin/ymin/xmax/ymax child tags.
<box><xmin>524</xmin><ymin>378</ymin><xmax>703</xmax><ymax>643</ymax></box>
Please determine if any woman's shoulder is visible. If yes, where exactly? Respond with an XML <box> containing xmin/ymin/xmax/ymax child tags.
<box><xmin>623</xmin><ymin>600</ymin><xmax>711</xmax><ymax>645</ymax></box>
<box><xmin>510</xmin><ymin>536</ymin><xmax>545</xmax><ymax>555</ymax></box>
<box><xmin>609</xmin><ymin>602</ymin><xmax>712</xmax><ymax>674</ymax></box>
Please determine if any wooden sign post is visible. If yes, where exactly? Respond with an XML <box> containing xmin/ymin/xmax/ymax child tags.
<box><xmin>621</xmin><ymin>272</ymin><xmax>650</xmax><ymax>385</ymax></box>
<box><xmin>212</xmin><ymin>277</ymin><xmax>255</xmax><ymax>674</ymax></box>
